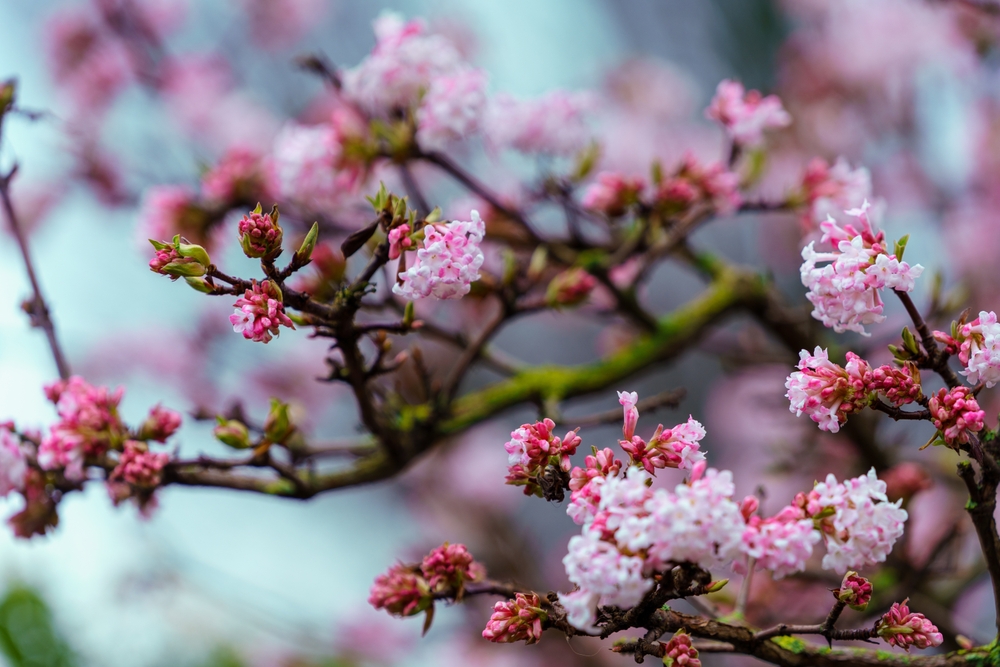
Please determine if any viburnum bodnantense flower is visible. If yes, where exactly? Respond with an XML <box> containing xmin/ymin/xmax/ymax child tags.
<box><xmin>796</xmin><ymin>157</ymin><xmax>871</xmax><ymax>229</ymax></box>
<box><xmin>109</xmin><ymin>440</ymin><xmax>169</xmax><ymax>487</ymax></box>
<box><xmin>368</xmin><ymin>563</ymin><xmax>432</xmax><ymax>617</ymax></box>
<box><xmin>741</xmin><ymin>505</ymin><xmax>820</xmax><ymax>579</ymax></box>
<box><xmin>39</xmin><ymin>376</ymin><xmax>128</xmax><ymax>481</ymax></box>
<box><xmin>237</xmin><ymin>204</ymin><xmax>284</xmax><ymax>259</ymax></box>
<box><xmin>785</xmin><ymin>347</ymin><xmax>871</xmax><ymax>433</ymax></box>
<box><xmin>482</xmin><ymin>593</ymin><xmax>546</xmax><ymax>645</ymax></box>
<box><xmin>387</xmin><ymin>224</ymin><xmax>413</xmax><ymax>260</ymax></box>
<box><xmin>567</xmin><ymin>447</ymin><xmax>622</xmax><ymax>526</ymax></box>
<box><xmin>229</xmin><ymin>279</ymin><xmax>295</xmax><ymax>344</ymax></box>
<box><xmin>504</xmin><ymin>419</ymin><xmax>581</xmax><ymax>497</ymax></box>
<box><xmin>936</xmin><ymin>311</ymin><xmax>1000</xmax><ymax>388</ymax></box>
<box><xmin>705</xmin><ymin>79</ymin><xmax>791</xmax><ymax>147</ymax></box>
<box><xmin>928</xmin><ymin>386</ymin><xmax>985</xmax><ymax>448</ymax></box>
<box><xmin>582</xmin><ymin>172</ymin><xmax>645</xmax><ymax>217</ymax></box>
<box><xmin>0</xmin><ymin>425</ymin><xmax>28</xmax><ymax>497</ymax></box>
<box><xmin>137</xmin><ymin>405</ymin><xmax>182</xmax><ymax>442</ymax></box>
<box><xmin>654</xmin><ymin>153</ymin><xmax>741</xmax><ymax>216</ymax></box>
<box><xmin>800</xmin><ymin>201</ymin><xmax>923</xmax><ymax>335</ymax></box>
<box><xmin>148</xmin><ymin>235</ymin><xmax>212</xmax><ymax>280</ymax></box>
<box><xmin>416</xmin><ymin>67</ymin><xmax>488</xmax><ymax>151</ymax></box>
<box><xmin>661</xmin><ymin>630</ymin><xmax>701</xmax><ymax>667</ymax></box>
<box><xmin>618</xmin><ymin>402</ymin><xmax>707</xmax><ymax>474</ymax></box>
<box><xmin>485</xmin><ymin>90</ymin><xmax>593</xmax><ymax>156</ymax></box>
<box><xmin>201</xmin><ymin>146</ymin><xmax>277</xmax><ymax>204</ymax></box>
<box><xmin>420</xmin><ymin>542</ymin><xmax>486</xmax><ymax>594</ymax></box>
<box><xmin>392</xmin><ymin>212</ymin><xmax>485</xmax><ymax>300</ymax></box>
<box><xmin>877</xmin><ymin>599</ymin><xmax>943</xmax><ymax>651</ymax></box>
<box><xmin>864</xmin><ymin>362</ymin><xmax>922</xmax><ymax>406</ymax></box>
<box><xmin>833</xmin><ymin>571</ymin><xmax>873</xmax><ymax>611</ymax></box>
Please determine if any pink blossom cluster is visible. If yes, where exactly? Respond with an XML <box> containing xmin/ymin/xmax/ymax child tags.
<box><xmin>482</xmin><ymin>593</ymin><xmax>546</xmax><ymax>645</ymax></box>
<box><xmin>139</xmin><ymin>405</ymin><xmax>182</xmax><ymax>443</ymax></box>
<box><xmin>798</xmin><ymin>157</ymin><xmax>872</xmax><ymax>229</ymax></box>
<box><xmin>928</xmin><ymin>386</ymin><xmax>985</xmax><ymax>448</ymax></box>
<box><xmin>661</xmin><ymin>631</ymin><xmax>701</xmax><ymax>667</ymax></box>
<box><xmin>800</xmin><ymin>202</ymin><xmax>923</xmax><ymax>335</ymax></box>
<box><xmin>109</xmin><ymin>441</ymin><xmax>169</xmax><ymax>488</ymax></box>
<box><xmin>864</xmin><ymin>363</ymin><xmax>922</xmax><ymax>406</ymax></box>
<box><xmin>834</xmin><ymin>571</ymin><xmax>873</xmax><ymax>610</ymax></box>
<box><xmin>486</xmin><ymin>91</ymin><xmax>594</xmax><ymax>156</ymax></box>
<box><xmin>617</xmin><ymin>391</ymin><xmax>706</xmax><ymax>473</ymax></box>
<box><xmin>238</xmin><ymin>208</ymin><xmax>283</xmax><ymax>259</ymax></box>
<box><xmin>39</xmin><ymin>377</ymin><xmax>127</xmax><ymax>481</ymax></box>
<box><xmin>937</xmin><ymin>311</ymin><xmax>1000</xmax><ymax>388</ymax></box>
<box><xmin>804</xmin><ymin>469</ymin><xmax>908</xmax><ymax>573</ymax></box>
<box><xmin>705</xmin><ymin>79</ymin><xmax>791</xmax><ymax>147</ymax></box>
<box><xmin>392</xmin><ymin>212</ymin><xmax>486</xmax><ymax>300</ymax></box>
<box><xmin>581</xmin><ymin>172</ymin><xmax>645</xmax><ymax>218</ymax></box>
<box><xmin>741</xmin><ymin>505</ymin><xmax>820</xmax><ymax>579</ymax></box>
<box><xmin>877</xmin><ymin>599</ymin><xmax>944</xmax><ymax>651</ymax></box>
<box><xmin>417</xmin><ymin>68</ymin><xmax>489</xmax><ymax>151</ymax></box>
<box><xmin>229</xmin><ymin>279</ymin><xmax>295</xmax><ymax>343</ymax></box>
<box><xmin>785</xmin><ymin>347</ymin><xmax>871</xmax><ymax>433</ymax></box>
<box><xmin>566</xmin><ymin>447</ymin><xmax>621</xmax><ymax>525</ymax></box>
<box><xmin>504</xmin><ymin>419</ymin><xmax>581</xmax><ymax>496</ymax></box>
<box><xmin>654</xmin><ymin>154</ymin><xmax>742</xmax><ymax>216</ymax></box>
<box><xmin>0</xmin><ymin>425</ymin><xmax>27</xmax><ymax>497</ymax></box>
<box><xmin>201</xmin><ymin>147</ymin><xmax>277</xmax><ymax>204</ymax></box>
<box><xmin>370</xmin><ymin>542</ymin><xmax>485</xmax><ymax>617</ymax></box>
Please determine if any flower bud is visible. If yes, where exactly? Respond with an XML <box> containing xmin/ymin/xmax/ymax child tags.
<box><xmin>238</xmin><ymin>204</ymin><xmax>284</xmax><ymax>259</ymax></box>
<box><xmin>705</xmin><ymin>579</ymin><xmax>729</xmax><ymax>593</ymax></box>
<box><xmin>263</xmin><ymin>398</ymin><xmax>295</xmax><ymax>445</ymax></box>
<box><xmin>214</xmin><ymin>418</ymin><xmax>251</xmax><ymax>449</ymax></box>
<box><xmin>833</xmin><ymin>571</ymin><xmax>872</xmax><ymax>611</ymax></box>
<box><xmin>138</xmin><ymin>405</ymin><xmax>182</xmax><ymax>442</ymax></box>
<box><xmin>546</xmin><ymin>268</ymin><xmax>596</xmax><ymax>307</ymax></box>
<box><xmin>296</xmin><ymin>221</ymin><xmax>319</xmax><ymax>263</ymax></box>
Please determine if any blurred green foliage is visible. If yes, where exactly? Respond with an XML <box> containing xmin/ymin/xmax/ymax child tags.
<box><xmin>0</xmin><ymin>586</ymin><xmax>75</xmax><ymax>667</ymax></box>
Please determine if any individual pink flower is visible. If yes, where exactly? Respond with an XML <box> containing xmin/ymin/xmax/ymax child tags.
<box><xmin>0</xmin><ymin>426</ymin><xmax>28</xmax><ymax>497</ymax></box>
<box><xmin>38</xmin><ymin>377</ymin><xmax>127</xmax><ymax>481</ymax></box>
<box><xmin>928</xmin><ymin>386</ymin><xmax>985</xmax><ymax>448</ymax></box>
<box><xmin>705</xmin><ymin>79</ymin><xmax>791</xmax><ymax>147</ymax></box>
<box><xmin>229</xmin><ymin>280</ymin><xmax>295</xmax><ymax>344</ymax></box>
<box><xmin>138</xmin><ymin>405</ymin><xmax>182</xmax><ymax>442</ymax></box>
<box><xmin>485</xmin><ymin>90</ymin><xmax>594</xmax><ymax>156</ymax></box>
<box><xmin>419</xmin><ymin>542</ymin><xmax>485</xmax><ymax>592</ymax></box>
<box><xmin>482</xmin><ymin>593</ymin><xmax>546</xmax><ymax>644</ymax></box>
<box><xmin>393</xmin><ymin>212</ymin><xmax>485</xmax><ymax>300</ymax></box>
<box><xmin>834</xmin><ymin>571</ymin><xmax>873</xmax><ymax>611</ymax></box>
<box><xmin>238</xmin><ymin>207</ymin><xmax>284</xmax><ymax>259</ymax></box>
<box><xmin>952</xmin><ymin>311</ymin><xmax>1000</xmax><ymax>388</ymax></box>
<box><xmin>863</xmin><ymin>363</ymin><xmax>922</xmax><ymax>406</ymax></box>
<box><xmin>618</xmin><ymin>390</ymin><xmax>639</xmax><ymax>441</ymax></box>
<box><xmin>201</xmin><ymin>147</ymin><xmax>277</xmax><ymax>204</ymax></box>
<box><xmin>582</xmin><ymin>172</ymin><xmax>645</xmax><ymax>217</ymax></box>
<box><xmin>877</xmin><ymin>599</ymin><xmax>943</xmax><ymax>651</ymax></box>
<box><xmin>546</xmin><ymin>268</ymin><xmax>596</xmax><ymax>307</ymax></box>
<box><xmin>800</xmin><ymin>201</ymin><xmax>923</xmax><ymax>335</ymax></box>
<box><xmin>655</xmin><ymin>154</ymin><xmax>741</xmax><ymax>216</ymax></box>
<box><xmin>661</xmin><ymin>631</ymin><xmax>701</xmax><ymax>667</ymax></box>
<box><xmin>109</xmin><ymin>441</ymin><xmax>169</xmax><ymax>487</ymax></box>
<box><xmin>416</xmin><ymin>67</ymin><xmax>489</xmax><ymax>151</ymax></box>
<box><xmin>798</xmin><ymin>157</ymin><xmax>871</xmax><ymax>228</ymax></box>
<box><xmin>785</xmin><ymin>347</ymin><xmax>871</xmax><ymax>433</ymax></box>
<box><xmin>388</xmin><ymin>224</ymin><xmax>413</xmax><ymax>260</ymax></box>
<box><xmin>368</xmin><ymin>564</ymin><xmax>432</xmax><ymax>617</ymax></box>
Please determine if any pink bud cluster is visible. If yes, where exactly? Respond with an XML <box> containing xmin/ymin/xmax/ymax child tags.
<box><xmin>109</xmin><ymin>441</ymin><xmax>169</xmax><ymax>488</ymax></box>
<box><xmin>581</xmin><ymin>172</ymin><xmax>645</xmax><ymax>217</ymax></box>
<box><xmin>937</xmin><ymin>311</ymin><xmax>1000</xmax><ymax>388</ymax></box>
<box><xmin>392</xmin><ymin>212</ymin><xmax>486</xmax><ymax>301</ymax></box>
<box><xmin>482</xmin><ymin>593</ymin><xmax>546</xmax><ymax>645</ymax></box>
<box><xmin>705</xmin><ymin>79</ymin><xmax>791</xmax><ymax>147</ymax></box>
<box><xmin>201</xmin><ymin>147</ymin><xmax>277</xmax><ymax>204</ymax></box>
<box><xmin>139</xmin><ymin>405</ymin><xmax>182</xmax><ymax>442</ymax></box>
<box><xmin>618</xmin><ymin>391</ymin><xmax>706</xmax><ymax>473</ymax></box>
<box><xmin>387</xmin><ymin>224</ymin><xmax>414</xmax><ymax>260</ymax></box>
<box><xmin>661</xmin><ymin>631</ymin><xmax>701</xmax><ymax>667</ymax></box>
<box><xmin>546</xmin><ymin>268</ymin><xmax>597</xmax><ymax>307</ymax></box>
<box><xmin>800</xmin><ymin>202</ymin><xmax>923</xmax><ymax>335</ymax></box>
<box><xmin>229</xmin><ymin>279</ymin><xmax>295</xmax><ymax>343</ymax></box>
<box><xmin>785</xmin><ymin>347</ymin><xmax>871</xmax><ymax>433</ymax></box>
<box><xmin>504</xmin><ymin>419</ymin><xmax>581</xmax><ymax>496</ymax></box>
<box><xmin>39</xmin><ymin>376</ymin><xmax>127</xmax><ymax>481</ymax></box>
<box><xmin>369</xmin><ymin>542</ymin><xmax>485</xmax><ymax>617</ymax></box>
<box><xmin>928</xmin><ymin>386</ymin><xmax>984</xmax><ymax>448</ymax></box>
<box><xmin>655</xmin><ymin>154</ymin><xmax>742</xmax><ymax>216</ymax></box>
<box><xmin>877</xmin><ymin>599</ymin><xmax>943</xmax><ymax>651</ymax></box>
<box><xmin>798</xmin><ymin>157</ymin><xmax>871</xmax><ymax>229</ymax></box>
<box><xmin>834</xmin><ymin>571</ymin><xmax>873</xmax><ymax>610</ymax></box>
<box><xmin>238</xmin><ymin>208</ymin><xmax>283</xmax><ymax>259</ymax></box>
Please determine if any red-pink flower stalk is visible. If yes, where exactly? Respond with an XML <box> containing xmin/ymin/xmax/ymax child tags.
<box><xmin>238</xmin><ymin>206</ymin><xmax>284</xmax><ymax>259</ymax></box>
<box><xmin>661</xmin><ymin>631</ymin><xmax>701</xmax><ymax>667</ymax></box>
<box><xmin>368</xmin><ymin>564</ymin><xmax>432</xmax><ymax>617</ymax></box>
<box><xmin>785</xmin><ymin>347</ymin><xmax>871</xmax><ymax>433</ymax></box>
<box><xmin>110</xmin><ymin>441</ymin><xmax>169</xmax><ymax>487</ymax></box>
<box><xmin>546</xmin><ymin>268</ymin><xmax>596</xmax><ymax>307</ymax></box>
<box><xmin>833</xmin><ymin>571</ymin><xmax>872</xmax><ymax>611</ymax></box>
<box><xmin>863</xmin><ymin>363</ymin><xmax>921</xmax><ymax>406</ymax></box>
<box><xmin>39</xmin><ymin>377</ymin><xmax>127</xmax><ymax>481</ymax></box>
<box><xmin>877</xmin><ymin>599</ymin><xmax>943</xmax><ymax>651</ymax></box>
<box><xmin>229</xmin><ymin>280</ymin><xmax>295</xmax><ymax>344</ymax></box>
<box><xmin>581</xmin><ymin>172</ymin><xmax>645</xmax><ymax>217</ymax></box>
<box><xmin>419</xmin><ymin>542</ymin><xmax>485</xmax><ymax>592</ymax></box>
<box><xmin>928</xmin><ymin>386</ymin><xmax>985</xmax><ymax>447</ymax></box>
<box><xmin>138</xmin><ymin>405</ymin><xmax>182</xmax><ymax>442</ymax></box>
<box><xmin>482</xmin><ymin>593</ymin><xmax>546</xmax><ymax>644</ymax></box>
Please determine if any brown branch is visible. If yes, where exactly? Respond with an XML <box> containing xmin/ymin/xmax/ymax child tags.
<box><xmin>894</xmin><ymin>290</ymin><xmax>960</xmax><ymax>389</ymax></box>
<box><xmin>957</xmin><ymin>460</ymin><xmax>1000</xmax><ymax>635</ymax></box>
<box><xmin>869</xmin><ymin>400</ymin><xmax>931</xmax><ymax>421</ymax></box>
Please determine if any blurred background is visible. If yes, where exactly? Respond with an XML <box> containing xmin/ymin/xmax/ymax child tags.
<box><xmin>0</xmin><ymin>0</ymin><xmax>997</xmax><ymax>664</ymax></box>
